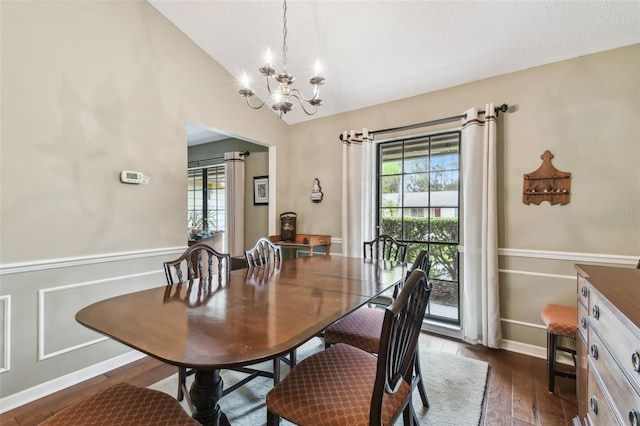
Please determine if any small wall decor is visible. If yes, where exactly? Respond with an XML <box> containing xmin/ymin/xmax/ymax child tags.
<box><xmin>523</xmin><ymin>150</ymin><xmax>571</xmax><ymax>205</ymax></box>
<box><xmin>253</xmin><ymin>175</ymin><xmax>269</xmax><ymax>205</ymax></box>
<box><xmin>310</xmin><ymin>178</ymin><xmax>323</xmax><ymax>203</ymax></box>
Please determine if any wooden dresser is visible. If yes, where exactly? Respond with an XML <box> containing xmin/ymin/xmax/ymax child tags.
<box><xmin>575</xmin><ymin>264</ymin><xmax>640</xmax><ymax>426</ymax></box>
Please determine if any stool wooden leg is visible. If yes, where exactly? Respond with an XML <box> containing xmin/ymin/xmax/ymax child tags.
<box><xmin>547</xmin><ymin>332</ymin><xmax>557</xmax><ymax>393</ymax></box>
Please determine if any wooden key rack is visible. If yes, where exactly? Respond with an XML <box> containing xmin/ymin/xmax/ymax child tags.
<box><xmin>523</xmin><ymin>150</ymin><xmax>571</xmax><ymax>205</ymax></box>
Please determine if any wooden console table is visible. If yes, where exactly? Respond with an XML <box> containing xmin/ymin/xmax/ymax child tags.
<box><xmin>269</xmin><ymin>234</ymin><xmax>331</xmax><ymax>257</ymax></box>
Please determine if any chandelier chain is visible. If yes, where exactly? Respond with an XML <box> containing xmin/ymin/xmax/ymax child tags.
<box><xmin>282</xmin><ymin>0</ymin><xmax>288</xmax><ymax>67</ymax></box>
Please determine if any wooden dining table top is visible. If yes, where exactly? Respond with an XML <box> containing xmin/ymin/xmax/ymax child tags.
<box><xmin>76</xmin><ymin>255</ymin><xmax>407</xmax><ymax>370</ymax></box>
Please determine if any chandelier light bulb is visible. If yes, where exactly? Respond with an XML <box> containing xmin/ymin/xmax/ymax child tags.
<box><xmin>237</xmin><ymin>0</ymin><xmax>326</xmax><ymax>118</ymax></box>
<box><xmin>265</xmin><ymin>48</ymin><xmax>273</xmax><ymax>67</ymax></box>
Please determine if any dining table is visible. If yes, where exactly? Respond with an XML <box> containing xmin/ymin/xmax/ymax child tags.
<box><xmin>75</xmin><ymin>255</ymin><xmax>407</xmax><ymax>426</ymax></box>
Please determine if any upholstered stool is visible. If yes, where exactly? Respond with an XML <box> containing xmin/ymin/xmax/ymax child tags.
<box><xmin>38</xmin><ymin>382</ymin><xmax>199</xmax><ymax>425</ymax></box>
<box><xmin>540</xmin><ymin>303</ymin><xmax>577</xmax><ymax>393</ymax></box>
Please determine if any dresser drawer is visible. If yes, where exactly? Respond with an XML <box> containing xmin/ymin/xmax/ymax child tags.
<box><xmin>587</xmin><ymin>367</ymin><xmax>621</xmax><ymax>426</ymax></box>
<box><xmin>589</xmin><ymin>327</ymin><xmax>640</xmax><ymax>425</ymax></box>
<box><xmin>589</xmin><ymin>286</ymin><xmax>640</xmax><ymax>392</ymax></box>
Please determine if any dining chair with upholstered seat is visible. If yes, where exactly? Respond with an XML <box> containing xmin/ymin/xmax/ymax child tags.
<box><xmin>245</xmin><ymin>237</ymin><xmax>282</xmax><ymax>267</ymax></box>
<box><xmin>266</xmin><ymin>268</ymin><xmax>432</xmax><ymax>426</ymax></box>
<box><xmin>324</xmin><ymin>249</ymin><xmax>432</xmax><ymax>407</ymax></box>
<box><xmin>38</xmin><ymin>382</ymin><xmax>199</xmax><ymax>426</ymax></box>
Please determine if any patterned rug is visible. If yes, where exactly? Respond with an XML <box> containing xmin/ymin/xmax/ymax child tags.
<box><xmin>150</xmin><ymin>336</ymin><xmax>489</xmax><ymax>425</ymax></box>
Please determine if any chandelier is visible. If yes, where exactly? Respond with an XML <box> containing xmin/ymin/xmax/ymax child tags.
<box><xmin>238</xmin><ymin>0</ymin><xmax>325</xmax><ymax>118</ymax></box>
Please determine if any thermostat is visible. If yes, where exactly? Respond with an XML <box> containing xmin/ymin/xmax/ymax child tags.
<box><xmin>120</xmin><ymin>171</ymin><xmax>150</xmax><ymax>185</ymax></box>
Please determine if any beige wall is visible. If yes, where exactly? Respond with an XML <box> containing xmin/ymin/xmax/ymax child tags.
<box><xmin>0</xmin><ymin>0</ymin><xmax>286</xmax><ymax>401</ymax></box>
<box><xmin>0</xmin><ymin>0</ymin><xmax>638</xmax><ymax>407</ymax></box>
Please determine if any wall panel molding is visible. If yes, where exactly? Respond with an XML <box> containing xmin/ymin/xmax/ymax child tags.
<box><xmin>37</xmin><ymin>270</ymin><xmax>162</xmax><ymax>361</ymax></box>
<box><xmin>0</xmin><ymin>295</ymin><xmax>10</xmax><ymax>373</ymax></box>
<box><xmin>0</xmin><ymin>247</ymin><xmax>185</xmax><ymax>276</ymax></box>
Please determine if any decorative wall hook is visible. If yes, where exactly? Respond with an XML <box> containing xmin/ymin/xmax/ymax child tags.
<box><xmin>523</xmin><ymin>150</ymin><xmax>571</xmax><ymax>205</ymax></box>
<box><xmin>310</xmin><ymin>178</ymin><xmax>323</xmax><ymax>203</ymax></box>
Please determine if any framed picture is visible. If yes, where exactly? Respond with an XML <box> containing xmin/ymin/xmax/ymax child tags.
<box><xmin>253</xmin><ymin>175</ymin><xmax>269</xmax><ymax>205</ymax></box>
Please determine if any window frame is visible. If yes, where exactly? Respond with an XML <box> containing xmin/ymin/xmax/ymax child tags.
<box><xmin>375</xmin><ymin>130</ymin><xmax>461</xmax><ymax>326</ymax></box>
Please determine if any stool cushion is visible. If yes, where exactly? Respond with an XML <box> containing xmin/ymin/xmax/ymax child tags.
<box><xmin>39</xmin><ymin>382</ymin><xmax>199</xmax><ymax>426</ymax></box>
<box><xmin>266</xmin><ymin>343</ymin><xmax>410</xmax><ymax>426</ymax></box>
<box><xmin>541</xmin><ymin>304</ymin><xmax>577</xmax><ymax>338</ymax></box>
<box><xmin>324</xmin><ymin>306</ymin><xmax>384</xmax><ymax>353</ymax></box>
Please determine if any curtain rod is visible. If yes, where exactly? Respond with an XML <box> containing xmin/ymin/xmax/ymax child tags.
<box><xmin>339</xmin><ymin>103</ymin><xmax>509</xmax><ymax>140</ymax></box>
<box><xmin>188</xmin><ymin>150</ymin><xmax>250</xmax><ymax>166</ymax></box>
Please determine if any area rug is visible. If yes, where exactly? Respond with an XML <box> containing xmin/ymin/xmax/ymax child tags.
<box><xmin>150</xmin><ymin>337</ymin><xmax>489</xmax><ymax>425</ymax></box>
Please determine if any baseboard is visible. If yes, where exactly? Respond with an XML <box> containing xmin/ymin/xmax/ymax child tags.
<box><xmin>0</xmin><ymin>350</ymin><xmax>145</xmax><ymax>413</ymax></box>
<box><xmin>501</xmin><ymin>338</ymin><xmax>574</xmax><ymax>366</ymax></box>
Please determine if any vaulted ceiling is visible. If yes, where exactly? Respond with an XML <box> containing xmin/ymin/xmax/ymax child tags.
<box><xmin>150</xmin><ymin>0</ymin><xmax>640</xmax><ymax>129</ymax></box>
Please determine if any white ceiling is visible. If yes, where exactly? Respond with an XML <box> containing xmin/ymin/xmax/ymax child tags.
<box><xmin>150</xmin><ymin>0</ymin><xmax>640</xmax><ymax>129</ymax></box>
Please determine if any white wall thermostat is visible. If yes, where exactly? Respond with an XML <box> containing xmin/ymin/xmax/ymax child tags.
<box><xmin>120</xmin><ymin>171</ymin><xmax>150</xmax><ymax>185</ymax></box>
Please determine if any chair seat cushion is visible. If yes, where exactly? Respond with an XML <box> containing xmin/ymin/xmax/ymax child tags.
<box><xmin>541</xmin><ymin>304</ymin><xmax>577</xmax><ymax>338</ymax></box>
<box><xmin>266</xmin><ymin>343</ymin><xmax>410</xmax><ymax>426</ymax></box>
<box><xmin>39</xmin><ymin>382</ymin><xmax>199</xmax><ymax>426</ymax></box>
<box><xmin>324</xmin><ymin>306</ymin><xmax>384</xmax><ymax>353</ymax></box>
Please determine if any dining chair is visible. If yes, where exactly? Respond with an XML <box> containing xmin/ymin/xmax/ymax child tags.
<box><xmin>266</xmin><ymin>268</ymin><xmax>432</xmax><ymax>426</ymax></box>
<box><xmin>363</xmin><ymin>234</ymin><xmax>409</xmax><ymax>308</ymax></box>
<box><xmin>163</xmin><ymin>243</ymin><xmax>232</xmax><ymax>407</ymax></box>
<box><xmin>244</xmin><ymin>237</ymin><xmax>282</xmax><ymax>267</ymax></box>
<box><xmin>245</xmin><ymin>237</ymin><xmax>297</xmax><ymax>371</ymax></box>
<box><xmin>38</xmin><ymin>382</ymin><xmax>199</xmax><ymax>425</ymax></box>
<box><xmin>323</xmin><ymin>249</ymin><xmax>432</xmax><ymax>407</ymax></box>
<box><xmin>164</xmin><ymin>241</ymin><xmax>230</xmax><ymax>286</ymax></box>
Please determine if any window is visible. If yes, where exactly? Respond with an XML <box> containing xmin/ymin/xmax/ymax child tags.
<box><xmin>187</xmin><ymin>165</ymin><xmax>226</xmax><ymax>247</ymax></box>
<box><xmin>377</xmin><ymin>131</ymin><xmax>461</xmax><ymax>325</ymax></box>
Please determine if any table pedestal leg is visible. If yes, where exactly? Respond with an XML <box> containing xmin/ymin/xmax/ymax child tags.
<box><xmin>190</xmin><ymin>369</ymin><xmax>230</xmax><ymax>426</ymax></box>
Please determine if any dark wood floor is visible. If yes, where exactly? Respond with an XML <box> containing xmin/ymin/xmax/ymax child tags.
<box><xmin>0</xmin><ymin>334</ymin><xmax>577</xmax><ymax>425</ymax></box>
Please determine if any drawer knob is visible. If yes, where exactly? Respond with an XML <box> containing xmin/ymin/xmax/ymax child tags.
<box><xmin>581</xmin><ymin>285</ymin><xmax>588</xmax><ymax>297</ymax></box>
<box><xmin>592</xmin><ymin>304</ymin><xmax>600</xmax><ymax>320</ymax></box>
<box><xmin>590</xmin><ymin>396</ymin><xmax>598</xmax><ymax>414</ymax></box>
<box><xmin>633</xmin><ymin>351</ymin><xmax>640</xmax><ymax>373</ymax></box>
<box><xmin>581</xmin><ymin>317</ymin><xmax>588</xmax><ymax>329</ymax></box>
<box><xmin>590</xmin><ymin>344</ymin><xmax>599</xmax><ymax>360</ymax></box>
<box><xmin>630</xmin><ymin>409</ymin><xmax>640</xmax><ymax>426</ymax></box>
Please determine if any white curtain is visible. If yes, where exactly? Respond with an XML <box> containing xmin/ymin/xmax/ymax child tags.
<box><xmin>341</xmin><ymin>129</ymin><xmax>374</xmax><ymax>258</ymax></box>
<box><xmin>461</xmin><ymin>104</ymin><xmax>502</xmax><ymax>348</ymax></box>
<box><xmin>225</xmin><ymin>152</ymin><xmax>245</xmax><ymax>257</ymax></box>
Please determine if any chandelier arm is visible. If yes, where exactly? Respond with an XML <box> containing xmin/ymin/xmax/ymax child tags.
<box><xmin>245</xmin><ymin>95</ymin><xmax>270</xmax><ymax>110</ymax></box>
<box><xmin>265</xmin><ymin>75</ymin><xmax>275</xmax><ymax>96</ymax></box>
<box><xmin>290</xmin><ymin>93</ymin><xmax>318</xmax><ymax>116</ymax></box>
<box><xmin>289</xmin><ymin>87</ymin><xmax>320</xmax><ymax>104</ymax></box>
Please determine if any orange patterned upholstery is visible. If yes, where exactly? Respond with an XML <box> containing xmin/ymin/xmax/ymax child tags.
<box><xmin>38</xmin><ymin>382</ymin><xmax>199</xmax><ymax>426</ymax></box>
<box><xmin>266</xmin><ymin>343</ymin><xmax>410</xmax><ymax>426</ymax></box>
<box><xmin>324</xmin><ymin>305</ymin><xmax>383</xmax><ymax>353</ymax></box>
<box><xmin>541</xmin><ymin>303</ymin><xmax>577</xmax><ymax>338</ymax></box>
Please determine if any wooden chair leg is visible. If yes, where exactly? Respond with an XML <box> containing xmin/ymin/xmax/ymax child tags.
<box><xmin>267</xmin><ymin>409</ymin><xmax>280</xmax><ymax>426</ymax></box>
<box><xmin>413</xmin><ymin>350</ymin><xmax>429</xmax><ymax>407</ymax></box>
<box><xmin>547</xmin><ymin>332</ymin><xmax>557</xmax><ymax>393</ymax></box>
